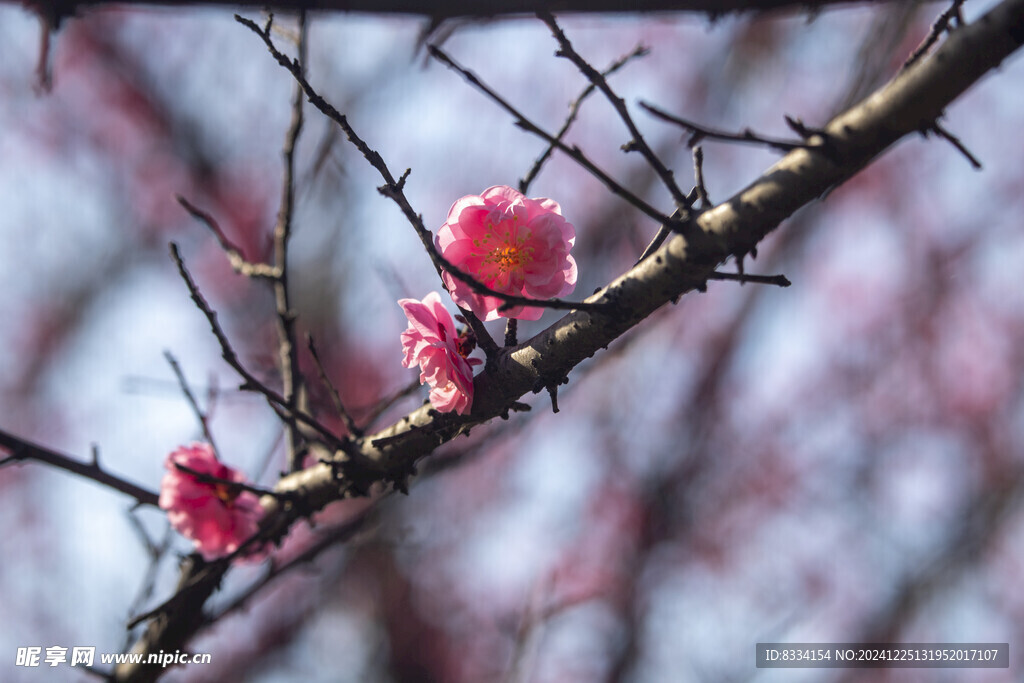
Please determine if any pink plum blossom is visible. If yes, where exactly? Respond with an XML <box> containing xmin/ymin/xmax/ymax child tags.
<box><xmin>159</xmin><ymin>443</ymin><xmax>265</xmax><ymax>561</ymax></box>
<box><xmin>436</xmin><ymin>185</ymin><xmax>577</xmax><ymax>321</ymax></box>
<box><xmin>400</xmin><ymin>291</ymin><xmax>482</xmax><ymax>415</ymax></box>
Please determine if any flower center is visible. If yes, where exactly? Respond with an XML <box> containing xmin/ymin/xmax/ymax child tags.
<box><xmin>495</xmin><ymin>245</ymin><xmax>522</xmax><ymax>268</ymax></box>
<box><xmin>478</xmin><ymin>220</ymin><xmax>532</xmax><ymax>274</ymax></box>
<box><xmin>213</xmin><ymin>482</ymin><xmax>240</xmax><ymax>506</ymax></box>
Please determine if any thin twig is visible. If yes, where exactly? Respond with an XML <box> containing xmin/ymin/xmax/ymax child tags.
<box><xmin>708</xmin><ymin>271</ymin><xmax>791</xmax><ymax>287</ymax></box>
<box><xmin>204</xmin><ymin>372</ymin><xmax>221</xmax><ymax>429</ymax></box>
<box><xmin>520</xmin><ymin>43</ymin><xmax>649</xmax><ymax>195</ymax></box>
<box><xmin>168</xmin><ymin>242</ymin><xmax>348</xmax><ymax>453</ymax></box>
<box><xmin>207</xmin><ymin>500</ymin><xmax>380</xmax><ymax>623</ymax></box>
<box><xmin>691</xmin><ymin>146</ymin><xmax>711</xmax><ymax>209</ymax></box>
<box><xmin>164</xmin><ymin>351</ymin><xmax>218</xmax><ymax>451</ymax></box>
<box><xmin>123</xmin><ymin>518</ymin><xmax>173</xmax><ymax>652</ymax></box>
<box><xmin>926</xmin><ymin>121</ymin><xmax>982</xmax><ymax>169</ymax></box>
<box><xmin>126</xmin><ymin>531</ymin><xmax>267</xmax><ymax>629</ymax></box>
<box><xmin>254</xmin><ymin>427</ymin><xmax>286</xmax><ymax>483</ymax></box>
<box><xmin>635</xmin><ymin>207</ymin><xmax>691</xmax><ymax>264</ymax></box>
<box><xmin>640</xmin><ymin>101</ymin><xmax>810</xmax><ymax>153</ymax></box>
<box><xmin>428</xmin><ymin>44</ymin><xmax>673</xmax><ymax>227</ymax></box>
<box><xmin>902</xmin><ymin>0</ymin><xmax>966</xmax><ymax>70</ymax></box>
<box><xmin>171</xmin><ymin>461</ymin><xmax>291</xmax><ymax>501</ymax></box>
<box><xmin>276</xmin><ymin>10</ymin><xmax>308</xmax><ymax>472</ymax></box>
<box><xmin>34</xmin><ymin>16</ymin><xmax>53</xmax><ymax>93</ymax></box>
<box><xmin>176</xmin><ymin>195</ymin><xmax>280</xmax><ymax>279</ymax></box>
<box><xmin>0</xmin><ymin>429</ymin><xmax>159</xmax><ymax>507</ymax></box>
<box><xmin>358</xmin><ymin>378</ymin><xmax>423</xmax><ymax>433</ymax></box>
<box><xmin>539</xmin><ymin>12</ymin><xmax>691</xmax><ymax>212</ymax></box>
<box><xmin>307</xmin><ymin>333</ymin><xmax>362</xmax><ymax>438</ymax></box>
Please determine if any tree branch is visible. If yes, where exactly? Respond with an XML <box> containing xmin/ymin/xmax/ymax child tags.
<box><xmin>539</xmin><ymin>12</ymin><xmax>691</xmax><ymax>211</ymax></box>
<box><xmin>640</xmin><ymin>100</ymin><xmax>811</xmax><ymax>153</ymax></box>
<box><xmin>519</xmin><ymin>43</ymin><xmax>648</xmax><ymax>195</ymax></box>
<box><xmin>429</xmin><ymin>44</ymin><xmax>673</xmax><ymax>227</ymax></box>
<box><xmin>0</xmin><ymin>429</ymin><xmax>160</xmax><ymax>507</ymax></box>
<box><xmin>163</xmin><ymin>351</ymin><xmax>219</xmax><ymax>452</ymax></box>
<box><xmin>275</xmin><ymin>11</ymin><xmax>307</xmax><ymax>472</ymax></box>
<box><xmin>116</xmin><ymin>0</ymin><xmax>1024</xmax><ymax>677</ymax></box>
<box><xmin>168</xmin><ymin>242</ymin><xmax>352</xmax><ymax>454</ymax></box>
<box><xmin>280</xmin><ymin>0</ymin><xmax>1024</xmax><ymax>506</ymax></box>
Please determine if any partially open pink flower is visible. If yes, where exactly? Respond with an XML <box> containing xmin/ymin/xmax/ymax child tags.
<box><xmin>436</xmin><ymin>185</ymin><xmax>577</xmax><ymax>321</ymax></box>
<box><xmin>159</xmin><ymin>443</ymin><xmax>264</xmax><ymax>561</ymax></box>
<box><xmin>400</xmin><ymin>291</ymin><xmax>481</xmax><ymax>415</ymax></box>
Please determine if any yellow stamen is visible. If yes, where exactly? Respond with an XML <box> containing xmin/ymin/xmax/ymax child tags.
<box><xmin>479</xmin><ymin>221</ymin><xmax>533</xmax><ymax>274</ymax></box>
<box><xmin>214</xmin><ymin>482</ymin><xmax>239</xmax><ymax>506</ymax></box>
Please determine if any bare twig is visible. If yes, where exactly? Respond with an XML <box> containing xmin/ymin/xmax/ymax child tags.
<box><xmin>635</xmin><ymin>206</ymin><xmax>691</xmax><ymax>264</ymax></box>
<box><xmin>902</xmin><ymin>0</ymin><xmax>966</xmax><ymax>69</ymax></box>
<box><xmin>459</xmin><ymin>305</ymin><xmax>499</xmax><ymax>359</ymax></box>
<box><xmin>168</xmin><ymin>242</ymin><xmax>348</xmax><ymax>453</ymax></box>
<box><xmin>925</xmin><ymin>121</ymin><xmax>982</xmax><ymax>169</ymax></box>
<box><xmin>176</xmin><ymin>195</ymin><xmax>280</xmax><ymax>279</ymax></box>
<box><xmin>170</xmin><ymin>461</ymin><xmax>291</xmax><ymax>501</ymax></box>
<box><xmin>207</xmin><ymin>500</ymin><xmax>380</xmax><ymax>623</ymax></box>
<box><xmin>307</xmin><ymin>334</ymin><xmax>362</xmax><ymax>437</ymax></box>
<box><xmin>34</xmin><ymin>14</ymin><xmax>53</xmax><ymax>92</ymax></box>
<box><xmin>126</xmin><ymin>541</ymin><xmax>260</xmax><ymax>630</ymax></box>
<box><xmin>707</xmin><ymin>271</ymin><xmax>791</xmax><ymax>287</ymax></box>
<box><xmin>254</xmin><ymin>427</ymin><xmax>286</xmax><ymax>483</ymax></box>
<box><xmin>0</xmin><ymin>429</ymin><xmax>159</xmax><ymax>507</ymax></box>
<box><xmin>428</xmin><ymin>44</ymin><xmax>673</xmax><ymax>227</ymax></box>
<box><xmin>539</xmin><ymin>12</ymin><xmax>691</xmax><ymax>212</ymax></box>
<box><xmin>123</xmin><ymin>519</ymin><xmax>173</xmax><ymax>652</ymax></box>
<box><xmin>640</xmin><ymin>101</ymin><xmax>811</xmax><ymax>153</ymax></box>
<box><xmin>502</xmin><ymin>579</ymin><xmax>550</xmax><ymax>683</ymax></box>
<box><xmin>519</xmin><ymin>44</ymin><xmax>648</xmax><ymax>195</ymax></box>
<box><xmin>164</xmin><ymin>351</ymin><xmax>218</xmax><ymax>451</ymax></box>
<box><xmin>276</xmin><ymin>11</ymin><xmax>308</xmax><ymax>472</ymax></box>
<box><xmin>691</xmin><ymin>146</ymin><xmax>711</xmax><ymax>208</ymax></box>
<box><xmin>357</xmin><ymin>378</ymin><xmax>423</xmax><ymax>432</ymax></box>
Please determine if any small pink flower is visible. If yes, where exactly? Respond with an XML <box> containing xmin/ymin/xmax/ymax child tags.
<box><xmin>436</xmin><ymin>185</ymin><xmax>577</xmax><ymax>321</ymax></box>
<box><xmin>159</xmin><ymin>443</ymin><xmax>265</xmax><ymax>561</ymax></box>
<box><xmin>399</xmin><ymin>291</ymin><xmax>481</xmax><ymax>415</ymax></box>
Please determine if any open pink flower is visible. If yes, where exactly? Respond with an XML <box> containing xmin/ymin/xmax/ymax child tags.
<box><xmin>436</xmin><ymin>185</ymin><xmax>577</xmax><ymax>321</ymax></box>
<box><xmin>400</xmin><ymin>291</ymin><xmax>481</xmax><ymax>415</ymax></box>
<box><xmin>159</xmin><ymin>443</ymin><xmax>265</xmax><ymax>561</ymax></box>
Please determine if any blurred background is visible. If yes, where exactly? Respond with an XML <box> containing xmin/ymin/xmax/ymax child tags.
<box><xmin>1</xmin><ymin>1</ymin><xmax>1023</xmax><ymax>681</ymax></box>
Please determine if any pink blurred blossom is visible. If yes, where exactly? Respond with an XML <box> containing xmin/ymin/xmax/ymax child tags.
<box><xmin>159</xmin><ymin>443</ymin><xmax>265</xmax><ymax>561</ymax></box>
<box><xmin>400</xmin><ymin>292</ymin><xmax>481</xmax><ymax>415</ymax></box>
<box><xmin>436</xmin><ymin>185</ymin><xmax>577</xmax><ymax>321</ymax></box>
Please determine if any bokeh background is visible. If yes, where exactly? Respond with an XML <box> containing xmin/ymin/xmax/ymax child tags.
<box><xmin>2</xmin><ymin>1</ymin><xmax>1023</xmax><ymax>681</ymax></box>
